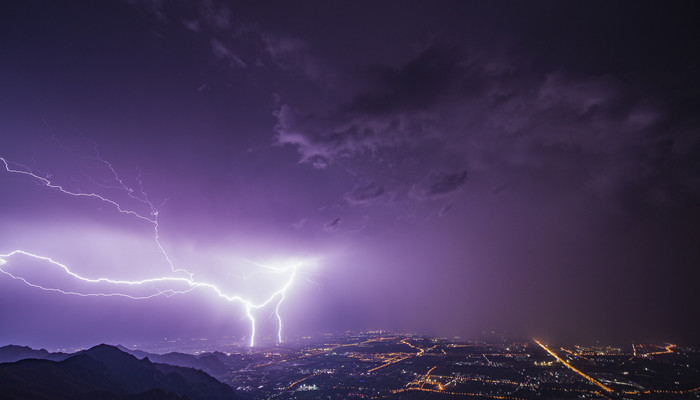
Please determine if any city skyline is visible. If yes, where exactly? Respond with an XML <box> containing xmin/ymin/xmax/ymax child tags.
<box><xmin>1</xmin><ymin>0</ymin><xmax>700</xmax><ymax>350</ymax></box>
<box><xmin>2</xmin><ymin>332</ymin><xmax>699</xmax><ymax>399</ymax></box>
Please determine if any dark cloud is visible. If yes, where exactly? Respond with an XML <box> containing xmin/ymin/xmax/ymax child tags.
<box><xmin>274</xmin><ymin>38</ymin><xmax>700</xmax><ymax>207</ymax></box>
<box><xmin>183</xmin><ymin>19</ymin><xmax>200</xmax><ymax>32</ymax></box>
<box><xmin>262</xmin><ymin>34</ymin><xmax>329</xmax><ymax>83</ymax></box>
<box><xmin>124</xmin><ymin>0</ymin><xmax>167</xmax><ymax>22</ymax></box>
<box><xmin>127</xmin><ymin>0</ymin><xmax>334</xmax><ymax>82</ymax></box>
<box><xmin>323</xmin><ymin>217</ymin><xmax>342</xmax><ymax>232</ymax></box>
<box><xmin>198</xmin><ymin>0</ymin><xmax>231</xmax><ymax>30</ymax></box>
<box><xmin>411</xmin><ymin>170</ymin><xmax>468</xmax><ymax>200</ymax></box>
<box><xmin>272</xmin><ymin>43</ymin><xmax>472</xmax><ymax>169</ymax></box>
<box><xmin>210</xmin><ymin>38</ymin><xmax>247</xmax><ymax>68</ymax></box>
<box><xmin>273</xmin><ymin>104</ymin><xmax>397</xmax><ymax>168</ymax></box>
<box><xmin>4</xmin><ymin>0</ymin><xmax>699</xmax><ymax>347</ymax></box>
<box><xmin>348</xmin><ymin>43</ymin><xmax>463</xmax><ymax>114</ymax></box>
<box><xmin>426</xmin><ymin>170</ymin><xmax>467</xmax><ymax>196</ymax></box>
<box><xmin>344</xmin><ymin>182</ymin><xmax>386</xmax><ymax>205</ymax></box>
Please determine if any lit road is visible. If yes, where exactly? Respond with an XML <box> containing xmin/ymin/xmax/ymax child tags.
<box><xmin>534</xmin><ymin>339</ymin><xmax>613</xmax><ymax>393</ymax></box>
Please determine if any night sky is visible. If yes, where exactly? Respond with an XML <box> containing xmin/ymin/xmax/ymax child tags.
<box><xmin>1</xmin><ymin>1</ymin><xmax>699</xmax><ymax>349</ymax></box>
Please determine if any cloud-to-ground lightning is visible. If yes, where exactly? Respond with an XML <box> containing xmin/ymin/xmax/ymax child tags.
<box><xmin>0</xmin><ymin>154</ymin><xmax>301</xmax><ymax>347</ymax></box>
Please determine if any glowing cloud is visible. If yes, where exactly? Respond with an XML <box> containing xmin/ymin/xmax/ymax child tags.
<box><xmin>0</xmin><ymin>155</ymin><xmax>302</xmax><ymax>347</ymax></box>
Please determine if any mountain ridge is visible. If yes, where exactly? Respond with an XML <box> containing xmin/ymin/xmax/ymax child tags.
<box><xmin>0</xmin><ymin>344</ymin><xmax>238</xmax><ymax>400</ymax></box>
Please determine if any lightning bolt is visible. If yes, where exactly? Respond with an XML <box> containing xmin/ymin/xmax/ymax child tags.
<box><xmin>0</xmin><ymin>154</ymin><xmax>300</xmax><ymax>347</ymax></box>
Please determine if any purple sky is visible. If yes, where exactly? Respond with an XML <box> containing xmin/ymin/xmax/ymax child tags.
<box><xmin>1</xmin><ymin>1</ymin><xmax>699</xmax><ymax>349</ymax></box>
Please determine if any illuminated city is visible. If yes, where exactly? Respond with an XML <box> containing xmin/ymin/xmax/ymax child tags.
<box><xmin>2</xmin><ymin>332</ymin><xmax>700</xmax><ymax>399</ymax></box>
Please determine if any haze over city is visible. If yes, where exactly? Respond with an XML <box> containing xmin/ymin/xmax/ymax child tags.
<box><xmin>1</xmin><ymin>0</ymin><xmax>700</xmax><ymax>352</ymax></box>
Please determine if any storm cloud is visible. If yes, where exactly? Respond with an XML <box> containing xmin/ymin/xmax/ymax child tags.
<box><xmin>410</xmin><ymin>170</ymin><xmax>468</xmax><ymax>200</ymax></box>
<box><xmin>1</xmin><ymin>0</ymin><xmax>699</xmax><ymax>348</ymax></box>
<box><xmin>273</xmin><ymin>38</ymin><xmax>699</xmax><ymax>208</ymax></box>
<box><xmin>344</xmin><ymin>182</ymin><xmax>386</xmax><ymax>205</ymax></box>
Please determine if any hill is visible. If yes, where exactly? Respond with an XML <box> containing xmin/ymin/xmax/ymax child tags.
<box><xmin>0</xmin><ymin>344</ymin><xmax>70</xmax><ymax>363</ymax></box>
<box><xmin>0</xmin><ymin>344</ymin><xmax>238</xmax><ymax>400</ymax></box>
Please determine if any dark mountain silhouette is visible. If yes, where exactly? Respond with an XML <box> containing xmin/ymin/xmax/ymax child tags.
<box><xmin>0</xmin><ymin>344</ymin><xmax>69</xmax><ymax>363</ymax></box>
<box><xmin>115</xmin><ymin>346</ymin><xmax>233</xmax><ymax>379</ymax></box>
<box><xmin>0</xmin><ymin>344</ymin><xmax>238</xmax><ymax>400</ymax></box>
